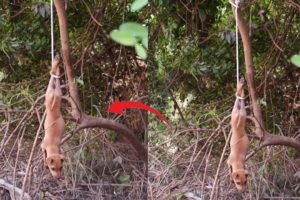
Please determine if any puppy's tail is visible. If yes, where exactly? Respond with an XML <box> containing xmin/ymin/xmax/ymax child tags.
<box><xmin>236</xmin><ymin>78</ymin><xmax>245</xmax><ymax>98</ymax></box>
<box><xmin>51</xmin><ymin>55</ymin><xmax>60</xmax><ymax>77</ymax></box>
<box><xmin>50</xmin><ymin>94</ymin><xmax>57</xmax><ymax>111</ymax></box>
<box><xmin>236</xmin><ymin>114</ymin><xmax>242</xmax><ymax>128</ymax></box>
<box><xmin>50</xmin><ymin>55</ymin><xmax>61</xmax><ymax>110</ymax></box>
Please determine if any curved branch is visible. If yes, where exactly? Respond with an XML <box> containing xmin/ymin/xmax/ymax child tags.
<box><xmin>232</xmin><ymin>4</ymin><xmax>300</xmax><ymax>155</ymax></box>
<box><xmin>78</xmin><ymin>115</ymin><xmax>147</xmax><ymax>162</ymax></box>
<box><xmin>247</xmin><ymin>116</ymin><xmax>300</xmax><ymax>150</ymax></box>
<box><xmin>261</xmin><ymin>132</ymin><xmax>300</xmax><ymax>153</ymax></box>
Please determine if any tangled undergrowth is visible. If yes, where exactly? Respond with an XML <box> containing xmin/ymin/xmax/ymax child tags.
<box><xmin>0</xmin><ymin>69</ymin><xmax>147</xmax><ymax>199</ymax></box>
<box><xmin>148</xmin><ymin>94</ymin><xmax>300</xmax><ymax>200</ymax></box>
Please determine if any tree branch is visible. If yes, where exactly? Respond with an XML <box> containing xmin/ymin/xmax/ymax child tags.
<box><xmin>54</xmin><ymin>0</ymin><xmax>81</xmax><ymax>120</ymax></box>
<box><xmin>232</xmin><ymin>4</ymin><xmax>300</xmax><ymax>155</ymax></box>
<box><xmin>77</xmin><ymin>114</ymin><xmax>147</xmax><ymax>162</ymax></box>
<box><xmin>232</xmin><ymin>5</ymin><xmax>265</xmax><ymax>137</ymax></box>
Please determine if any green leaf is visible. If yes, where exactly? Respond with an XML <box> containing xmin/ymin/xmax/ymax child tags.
<box><xmin>175</xmin><ymin>192</ymin><xmax>183</xmax><ymax>200</ymax></box>
<box><xmin>258</xmin><ymin>99</ymin><xmax>267</xmax><ymax>107</ymax></box>
<box><xmin>0</xmin><ymin>71</ymin><xmax>7</xmax><ymax>82</ymax></box>
<box><xmin>199</xmin><ymin>9</ymin><xmax>206</xmax><ymax>22</ymax></box>
<box><xmin>119</xmin><ymin>22</ymin><xmax>148</xmax><ymax>39</ymax></box>
<box><xmin>110</xmin><ymin>29</ymin><xmax>137</xmax><ymax>46</ymax></box>
<box><xmin>287</xmin><ymin>147</ymin><xmax>297</xmax><ymax>158</ymax></box>
<box><xmin>258</xmin><ymin>165</ymin><xmax>267</xmax><ymax>174</ymax></box>
<box><xmin>142</xmin><ymin>36</ymin><xmax>148</xmax><ymax>49</ymax></box>
<box><xmin>131</xmin><ymin>0</ymin><xmax>148</xmax><ymax>12</ymax></box>
<box><xmin>74</xmin><ymin>149</ymin><xmax>82</xmax><ymax>162</ymax></box>
<box><xmin>290</xmin><ymin>55</ymin><xmax>300</xmax><ymax>67</ymax></box>
<box><xmin>76</xmin><ymin>78</ymin><xmax>84</xmax><ymax>86</ymax></box>
<box><xmin>117</xmin><ymin>174</ymin><xmax>130</xmax><ymax>184</ymax></box>
<box><xmin>106</xmin><ymin>130</ymin><xmax>117</xmax><ymax>142</ymax></box>
<box><xmin>135</xmin><ymin>43</ymin><xmax>147</xmax><ymax>59</ymax></box>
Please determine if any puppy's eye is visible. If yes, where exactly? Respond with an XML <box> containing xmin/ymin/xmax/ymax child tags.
<box><xmin>59</xmin><ymin>167</ymin><xmax>63</xmax><ymax>170</ymax></box>
<box><xmin>51</xmin><ymin>168</ymin><xmax>55</xmax><ymax>171</ymax></box>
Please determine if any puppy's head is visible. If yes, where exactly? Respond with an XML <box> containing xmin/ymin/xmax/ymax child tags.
<box><xmin>46</xmin><ymin>154</ymin><xmax>65</xmax><ymax>178</ymax></box>
<box><xmin>231</xmin><ymin>170</ymin><xmax>249</xmax><ymax>192</ymax></box>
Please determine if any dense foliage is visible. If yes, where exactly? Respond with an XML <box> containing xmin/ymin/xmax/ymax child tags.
<box><xmin>0</xmin><ymin>0</ymin><xmax>148</xmax><ymax>123</ymax></box>
<box><xmin>150</xmin><ymin>0</ymin><xmax>300</xmax><ymax>130</ymax></box>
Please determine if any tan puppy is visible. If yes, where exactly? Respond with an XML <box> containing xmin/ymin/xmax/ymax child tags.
<box><xmin>227</xmin><ymin>78</ymin><xmax>249</xmax><ymax>192</ymax></box>
<box><xmin>41</xmin><ymin>56</ymin><xmax>65</xmax><ymax>178</ymax></box>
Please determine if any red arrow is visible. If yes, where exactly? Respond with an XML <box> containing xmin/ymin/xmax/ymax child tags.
<box><xmin>108</xmin><ymin>99</ymin><xmax>172</xmax><ymax>128</ymax></box>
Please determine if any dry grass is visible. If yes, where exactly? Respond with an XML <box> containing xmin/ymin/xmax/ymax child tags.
<box><xmin>0</xmin><ymin>127</ymin><xmax>147</xmax><ymax>200</ymax></box>
<box><xmin>148</xmin><ymin>124</ymin><xmax>300</xmax><ymax>200</ymax></box>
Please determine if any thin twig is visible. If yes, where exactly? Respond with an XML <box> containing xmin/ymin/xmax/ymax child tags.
<box><xmin>210</xmin><ymin>130</ymin><xmax>232</xmax><ymax>200</ymax></box>
<box><xmin>21</xmin><ymin>111</ymin><xmax>46</xmax><ymax>199</ymax></box>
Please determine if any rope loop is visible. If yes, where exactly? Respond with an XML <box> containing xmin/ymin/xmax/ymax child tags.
<box><xmin>229</xmin><ymin>0</ymin><xmax>240</xmax><ymax>8</ymax></box>
<box><xmin>235</xmin><ymin>94</ymin><xmax>245</xmax><ymax>100</ymax></box>
<box><xmin>50</xmin><ymin>72</ymin><xmax>60</xmax><ymax>79</ymax></box>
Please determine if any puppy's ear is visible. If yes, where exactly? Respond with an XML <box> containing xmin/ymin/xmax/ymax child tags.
<box><xmin>230</xmin><ymin>175</ymin><xmax>234</xmax><ymax>183</ymax></box>
<box><xmin>245</xmin><ymin>170</ymin><xmax>249</xmax><ymax>177</ymax></box>
<box><xmin>46</xmin><ymin>157</ymin><xmax>54</xmax><ymax>165</ymax></box>
<box><xmin>229</xmin><ymin>165</ymin><xmax>233</xmax><ymax>173</ymax></box>
<box><xmin>59</xmin><ymin>155</ymin><xmax>65</xmax><ymax>162</ymax></box>
<box><xmin>230</xmin><ymin>172</ymin><xmax>237</xmax><ymax>181</ymax></box>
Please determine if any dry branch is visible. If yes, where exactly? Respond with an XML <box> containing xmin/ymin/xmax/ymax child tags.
<box><xmin>232</xmin><ymin>4</ymin><xmax>300</xmax><ymax>154</ymax></box>
<box><xmin>0</xmin><ymin>179</ymin><xmax>31</xmax><ymax>200</ymax></box>
<box><xmin>53</xmin><ymin>0</ymin><xmax>147</xmax><ymax>162</ymax></box>
<box><xmin>21</xmin><ymin>111</ymin><xmax>46</xmax><ymax>199</ymax></box>
<box><xmin>77</xmin><ymin>114</ymin><xmax>147</xmax><ymax>161</ymax></box>
<box><xmin>54</xmin><ymin>0</ymin><xmax>81</xmax><ymax>119</ymax></box>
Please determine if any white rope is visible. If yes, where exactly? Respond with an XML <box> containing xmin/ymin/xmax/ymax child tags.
<box><xmin>235</xmin><ymin>94</ymin><xmax>245</xmax><ymax>100</ymax></box>
<box><xmin>50</xmin><ymin>72</ymin><xmax>60</xmax><ymax>79</ymax></box>
<box><xmin>235</xmin><ymin>0</ymin><xmax>240</xmax><ymax>85</ymax></box>
<box><xmin>50</xmin><ymin>0</ymin><xmax>54</xmax><ymax>64</ymax></box>
<box><xmin>230</xmin><ymin>0</ymin><xmax>241</xmax><ymax>85</ymax></box>
<box><xmin>229</xmin><ymin>0</ymin><xmax>238</xmax><ymax>8</ymax></box>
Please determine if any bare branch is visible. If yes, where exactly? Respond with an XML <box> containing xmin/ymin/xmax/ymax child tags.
<box><xmin>232</xmin><ymin>5</ymin><xmax>265</xmax><ymax>137</ymax></box>
<box><xmin>54</xmin><ymin>0</ymin><xmax>81</xmax><ymax>120</ymax></box>
<box><xmin>0</xmin><ymin>179</ymin><xmax>31</xmax><ymax>200</ymax></box>
<box><xmin>78</xmin><ymin>114</ymin><xmax>147</xmax><ymax>162</ymax></box>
